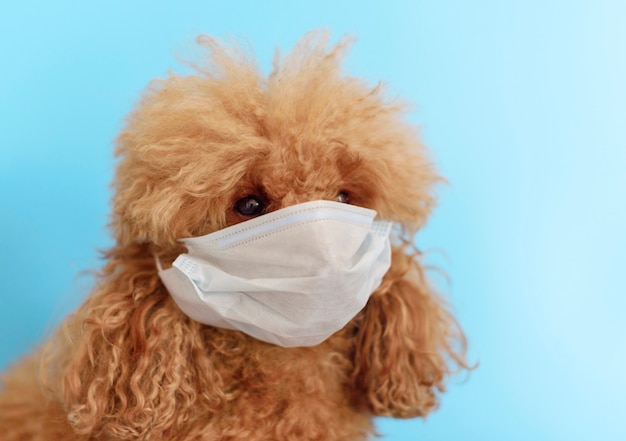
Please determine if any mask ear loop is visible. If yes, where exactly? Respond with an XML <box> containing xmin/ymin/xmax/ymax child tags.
<box><xmin>154</xmin><ymin>255</ymin><xmax>165</xmax><ymax>272</ymax></box>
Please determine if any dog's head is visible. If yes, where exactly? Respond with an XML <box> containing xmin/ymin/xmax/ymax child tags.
<box><xmin>112</xmin><ymin>32</ymin><xmax>440</xmax><ymax>251</ymax></box>
<box><xmin>56</xmin><ymin>33</ymin><xmax>466</xmax><ymax>438</ymax></box>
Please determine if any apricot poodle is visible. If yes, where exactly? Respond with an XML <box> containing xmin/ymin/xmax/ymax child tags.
<box><xmin>0</xmin><ymin>32</ymin><xmax>467</xmax><ymax>440</ymax></box>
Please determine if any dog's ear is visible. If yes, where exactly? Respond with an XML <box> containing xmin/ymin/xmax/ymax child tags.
<box><xmin>351</xmin><ymin>244</ymin><xmax>467</xmax><ymax>417</ymax></box>
<box><xmin>44</xmin><ymin>249</ymin><xmax>225</xmax><ymax>440</ymax></box>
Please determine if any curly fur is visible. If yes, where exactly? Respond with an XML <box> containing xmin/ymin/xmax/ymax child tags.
<box><xmin>0</xmin><ymin>31</ymin><xmax>468</xmax><ymax>440</ymax></box>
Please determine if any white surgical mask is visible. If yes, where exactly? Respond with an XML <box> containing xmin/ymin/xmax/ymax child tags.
<box><xmin>157</xmin><ymin>200</ymin><xmax>392</xmax><ymax>347</ymax></box>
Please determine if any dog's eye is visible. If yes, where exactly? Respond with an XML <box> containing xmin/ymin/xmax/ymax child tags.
<box><xmin>336</xmin><ymin>191</ymin><xmax>350</xmax><ymax>204</ymax></box>
<box><xmin>235</xmin><ymin>195</ymin><xmax>267</xmax><ymax>217</ymax></box>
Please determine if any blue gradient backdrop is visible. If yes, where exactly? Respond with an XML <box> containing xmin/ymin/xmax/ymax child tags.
<box><xmin>1</xmin><ymin>1</ymin><xmax>625</xmax><ymax>440</ymax></box>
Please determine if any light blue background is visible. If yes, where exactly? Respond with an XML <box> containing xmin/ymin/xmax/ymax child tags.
<box><xmin>1</xmin><ymin>1</ymin><xmax>625</xmax><ymax>440</ymax></box>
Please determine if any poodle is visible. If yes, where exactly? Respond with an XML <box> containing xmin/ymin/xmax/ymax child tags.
<box><xmin>0</xmin><ymin>32</ymin><xmax>468</xmax><ymax>440</ymax></box>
